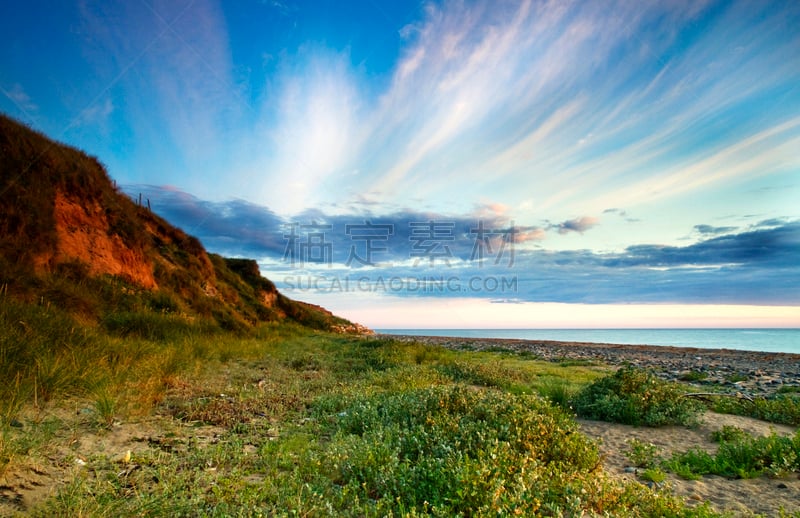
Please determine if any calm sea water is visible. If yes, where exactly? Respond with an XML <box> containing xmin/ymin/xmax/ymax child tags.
<box><xmin>377</xmin><ymin>329</ymin><xmax>800</xmax><ymax>354</ymax></box>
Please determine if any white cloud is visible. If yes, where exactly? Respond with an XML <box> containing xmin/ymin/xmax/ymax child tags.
<box><xmin>595</xmin><ymin>118</ymin><xmax>800</xmax><ymax>210</ymax></box>
<box><xmin>3</xmin><ymin>83</ymin><xmax>38</xmax><ymax>114</ymax></box>
<box><xmin>246</xmin><ymin>49</ymin><xmax>365</xmax><ymax>214</ymax></box>
<box><xmin>76</xmin><ymin>97</ymin><xmax>114</xmax><ymax>127</ymax></box>
<box><xmin>78</xmin><ymin>0</ymin><xmax>800</xmax><ymax>226</ymax></box>
<box><xmin>78</xmin><ymin>0</ymin><xmax>242</xmax><ymax>185</ymax></box>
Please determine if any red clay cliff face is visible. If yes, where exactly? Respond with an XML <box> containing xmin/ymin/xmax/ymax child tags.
<box><xmin>51</xmin><ymin>191</ymin><xmax>157</xmax><ymax>289</ymax></box>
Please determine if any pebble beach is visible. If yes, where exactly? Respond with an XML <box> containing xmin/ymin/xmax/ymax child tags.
<box><xmin>385</xmin><ymin>334</ymin><xmax>800</xmax><ymax>396</ymax></box>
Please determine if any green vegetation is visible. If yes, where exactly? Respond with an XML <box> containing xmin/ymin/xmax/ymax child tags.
<box><xmin>2</xmin><ymin>311</ymin><xmax>728</xmax><ymax>517</ymax></box>
<box><xmin>571</xmin><ymin>366</ymin><xmax>800</xmax><ymax>429</ymax></box>
<box><xmin>710</xmin><ymin>394</ymin><xmax>800</xmax><ymax>426</ymax></box>
<box><xmin>4</xmin><ymin>292</ymin><xmax>797</xmax><ymax>516</ymax></box>
<box><xmin>3</xmin><ymin>296</ymin><xmax>794</xmax><ymax>515</ymax></box>
<box><xmin>639</xmin><ymin>468</ymin><xmax>668</xmax><ymax>485</ymax></box>
<box><xmin>678</xmin><ymin>370</ymin><xmax>708</xmax><ymax>382</ymax></box>
<box><xmin>724</xmin><ymin>372</ymin><xmax>749</xmax><ymax>383</ymax></box>
<box><xmin>590</xmin><ymin>367</ymin><xmax>800</xmax><ymax>428</ymax></box>
<box><xmin>573</xmin><ymin>365</ymin><xmax>705</xmax><ymax>427</ymax></box>
<box><xmin>310</xmin><ymin>387</ymin><xmax>604</xmax><ymax>515</ymax></box>
<box><xmin>626</xmin><ymin>426</ymin><xmax>800</xmax><ymax>483</ymax></box>
<box><xmin>625</xmin><ymin>438</ymin><xmax>663</xmax><ymax>469</ymax></box>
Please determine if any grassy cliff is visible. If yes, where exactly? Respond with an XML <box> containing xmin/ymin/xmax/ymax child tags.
<box><xmin>0</xmin><ymin>113</ymin><xmax>359</xmax><ymax>334</ymax></box>
<box><xmin>0</xmin><ymin>112</ymin><xmax>365</xmax><ymax>434</ymax></box>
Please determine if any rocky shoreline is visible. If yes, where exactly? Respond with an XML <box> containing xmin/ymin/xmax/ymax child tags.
<box><xmin>384</xmin><ymin>334</ymin><xmax>800</xmax><ymax>397</ymax></box>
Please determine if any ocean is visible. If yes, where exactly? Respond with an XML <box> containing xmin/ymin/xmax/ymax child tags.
<box><xmin>377</xmin><ymin>328</ymin><xmax>800</xmax><ymax>354</ymax></box>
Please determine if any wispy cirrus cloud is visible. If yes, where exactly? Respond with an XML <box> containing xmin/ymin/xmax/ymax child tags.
<box><xmin>75</xmin><ymin>97</ymin><xmax>114</xmax><ymax>127</ymax></box>
<box><xmin>241</xmin><ymin>0</ymin><xmax>798</xmax><ymax>220</ymax></box>
<box><xmin>2</xmin><ymin>83</ymin><xmax>38</xmax><ymax>116</ymax></box>
<box><xmin>75</xmin><ymin>0</ymin><xmax>800</xmax><ymax>223</ymax></box>
<box><xmin>78</xmin><ymin>0</ymin><xmax>243</xmax><ymax>188</ymax></box>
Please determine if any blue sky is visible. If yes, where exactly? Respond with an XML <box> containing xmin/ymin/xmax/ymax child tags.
<box><xmin>2</xmin><ymin>0</ymin><xmax>799</xmax><ymax>328</ymax></box>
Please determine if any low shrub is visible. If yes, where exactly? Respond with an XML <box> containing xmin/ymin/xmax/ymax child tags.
<box><xmin>678</xmin><ymin>370</ymin><xmax>708</xmax><ymax>382</ymax></box>
<box><xmin>573</xmin><ymin>365</ymin><xmax>704</xmax><ymax>427</ymax></box>
<box><xmin>306</xmin><ymin>386</ymin><xmax>711</xmax><ymax>516</ymax></box>
<box><xmin>625</xmin><ymin>426</ymin><xmax>800</xmax><ymax>485</ymax></box>
<box><xmin>664</xmin><ymin>448</ymin><xmax>715</xmax><ymax>480</ymax></box>
<box><xmin>712</xmin><ymin>394</ymin><xmax>800</xmax><ymax>426</ymax></box>
<box><xmin>640</xmin><ymin>467</ymin><xmax>667</xmax><ymax>484</ymax></box>
<box><xmin>625</xmin><ymin>438</ymin><xmax>663</xmax><ymax>469</ymax></box>
<box><xmin>437</xmin><ymin>360</ymin><xmax>507</xmax><ymax>388</ymax></box>
<box><xmin>710</xmin><ymin>424</ymin><xmax>750</xmax><ymax>443</ymax></box>
<box><xmin>725</xmin><ymin>373</ymin><xmax>748</xmax><ymax>383</ymax></box>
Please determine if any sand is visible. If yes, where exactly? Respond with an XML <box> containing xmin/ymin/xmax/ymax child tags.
<box><xmin>580</xmin><ymin>413</ymin><xmax>799</xmax><ymax>517</ymax></box>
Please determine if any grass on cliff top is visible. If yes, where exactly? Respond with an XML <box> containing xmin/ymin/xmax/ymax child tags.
<box><xmin>4</xmin><ymin>299</ymin><xmax>736</xmax><ymax>517</ymax></box>
<box><xmin>1</xmin><ymin>113</ymin><xmax>355</xmax><ymax>336</ymax></box>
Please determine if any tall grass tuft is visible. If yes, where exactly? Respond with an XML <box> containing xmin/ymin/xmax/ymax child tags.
<box><xmin>94</xmin><ymin>389</ymin><xmax>118</xmax><ymax>428</ymax></box>
<box><xmin>536</xmin><ymin>377</ymin><xmax>580</xmax><ymax>409</ymax></box>
<box><xmin>1</xmin><ymin>301</ymin><xmax>96</xmax><ymax>415</ymax></box>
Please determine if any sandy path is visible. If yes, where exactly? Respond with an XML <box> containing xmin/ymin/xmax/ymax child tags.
<box><xmin>579</xmin><ymin>412</ymin><xmax>800</xmax><ymax>517</ymax></box>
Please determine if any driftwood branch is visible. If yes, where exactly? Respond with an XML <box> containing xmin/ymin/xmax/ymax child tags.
<box><xmin>682</xmin><ymin>392</ymin><xmax>754</xmax><ymax>402</ymax></box>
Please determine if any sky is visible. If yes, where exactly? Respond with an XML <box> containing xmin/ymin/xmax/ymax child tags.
<box><xmin>2</xmin><ymin>0</ymin><xmax>799</xmax><ymax>329</ymax></box>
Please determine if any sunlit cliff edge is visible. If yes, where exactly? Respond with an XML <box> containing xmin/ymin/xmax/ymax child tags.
<box><xmin>0</xmin><ymin>113</ymin><xmax>370</xmax><ymax>335</ymax></box>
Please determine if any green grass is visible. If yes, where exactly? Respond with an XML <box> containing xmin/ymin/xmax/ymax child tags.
<box><xmin>710</xmin><ymin>394</ymin><xmax>800</xmax><ymax>426</ymax></box>
<box><xmin>625</xmin><ymin>426</ymin><xmax>800</xmax><ymax>483</ymax></box>
<box><xmin>3</xmin><ymin>292</ymin><xmax>798</xmax><ymax>516</ymax></box>
<box><xmin>1</xmin><ymin>315</ymin><xmax>728</xmax><ymax>517</ymax></box>
<box><xmin>667</xmin><ymin>427</ymin><xmax>800</xmax><ymax>480</ymax></box>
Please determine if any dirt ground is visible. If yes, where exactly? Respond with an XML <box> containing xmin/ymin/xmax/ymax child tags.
<box><xmin>2</xmin><ymin>408</ymin><xmax>798</xmax><ymax>515</ymax></box>
<box><xmin>0</xmin><ymin>408</ymin><xmax>228</xmax><ymax>516</ymax></box>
